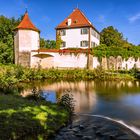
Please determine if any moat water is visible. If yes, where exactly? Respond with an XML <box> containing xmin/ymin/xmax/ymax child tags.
<box><xmin>21</xmin><ymin>80</ymin><xmax>140</xmax><ymax>132</ymax></box>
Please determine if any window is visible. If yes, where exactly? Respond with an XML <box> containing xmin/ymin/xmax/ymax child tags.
<box><xmin>61</xmin><ymin>42</ymin><xmax>66</xmax><ymax>48</ymax></box>
<box><xmin>60</xmin><ymin>30</ymin><xmax>66</xmax><ymax>36</ymax></box>
<box><xmin>91</xmin><ymin>29</ymin><xmax>100</xmax><ymax>40</ymax></box>
<box><xmin>81</xmin><ymin>41</ymin><xmax>88</xmax><ymax>47</ymax></box>
<box><xmin>81</xmin><ymin>28</ymin><xmax>89</xmax><ymax>34</ymax></box>
<box><xmin>91</xmin><ymin>42</ymin><xmax>96</xmax><ymax>47</ymax></box>
<box><xmin>91</xmin><ymin>29</ymin><xmax>96</xmax><ymax>37</ymax></box>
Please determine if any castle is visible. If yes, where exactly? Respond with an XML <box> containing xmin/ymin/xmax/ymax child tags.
<box><xmin>14</xmin><ymin>9</ymin><xmax>140</xmax><ymax>70</ymax></box>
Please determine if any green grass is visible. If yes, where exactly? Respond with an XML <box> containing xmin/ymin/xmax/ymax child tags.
<box><xmin>0</xmin><ymin>94</ymin><xmax>69</xmax><ymax>140</ymax></box>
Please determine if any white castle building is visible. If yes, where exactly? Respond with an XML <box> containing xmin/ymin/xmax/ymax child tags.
<box><xmin>14</xmin><ymin>9</ymin><xmax>140</xmax><ymax>70</ymax></box>
<box><xmin>56</xmin><ymin>8</ymin><xmax>100</xmax><ymax>49</ymax></box>
<box><xmin>14</xmin><ymin>9</ymin><xmax>100</xmax><ymax>69</ymax></box>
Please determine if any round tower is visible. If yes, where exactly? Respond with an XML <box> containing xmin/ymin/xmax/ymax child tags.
<box><xmin>14</xmin><ymin>11</ymin><xmax>40</xmax><ymax>67</ymax></box>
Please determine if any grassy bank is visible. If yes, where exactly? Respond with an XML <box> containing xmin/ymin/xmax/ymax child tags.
<box><xmin>0</xmin><ymin>94</ymin><xmax>69</xmax><ymax>140</ymax></box>
<box><xmin>0</xmin><ymin>64</ymin><xmax>139</xmax><ymax>139</ymax></box>
<box><xmin>0</xmin><ymin>64</ymin><xmax>137</xmax><ymax>89</ymax></box>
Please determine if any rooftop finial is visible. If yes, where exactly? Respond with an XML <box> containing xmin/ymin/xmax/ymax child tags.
<box><xmin>77</xmin><ymin>3</ymin><xmax>79</xmax><ymax>9</ymax></box>
<box><xmin>25</xmin><ymin>8</ymin><xmax>28</xmax><ymax>13</ymax></box>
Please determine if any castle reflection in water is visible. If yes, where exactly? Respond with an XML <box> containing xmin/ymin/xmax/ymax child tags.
<box><xmin>21</xmin><ymin>80</ymin><xmax>140</xmax><ymax>114</ymax></box>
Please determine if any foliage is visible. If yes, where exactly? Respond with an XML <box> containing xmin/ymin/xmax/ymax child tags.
<box><xmin>58</xmin><ymin>93</ymin><xmax>75</xmax><ymax>126</ymax></box>
<box><xmin>0</xmin><ymin>94</ymin><xmax>69</xmax><ymax>139</ymax></box>
<box><xmin>0</xmin><ymin>15</ymin><xmax>21</xmax><ymax>64</ymax></box>
<box><xmin>0</xmin><ymin>41</ymin><xmax>13</xmax><ymax>63</ymax></box>
<box><xmin>91</xmin><ymin>44</ymin><xmax>140</xmax><ymax>59</ymax></box>
<box><xmin>58</xmin><ymin>93</ymin><xmax>75</xmax><ymax>116</ymax></box>
<box><xmin>0</xmin><ymin>64</ymin><xmax>136</xmax><ymax>89</ymax></box>
<box><xmin>40</xmin><ymin>38</ymin><xmax>56</xmax><ymax>49</ymax></box>
<box><xmin>56</xmin><ymin>33</ymin><xmax>63</xmax><ymax>49</ymax></box>
<box><xmin>94</xmin><ymin>26</ymin><xmax>140</xmax><ymax>59</ymax></box>
<box><xmin>100</xmin><ymin>26</ymin><xmax>128</xmax><ymax>47</ymax></box>
<box><xmin>129</xmin><ymin>68</ymin><xmax>140</xmax><ymax>79</ymax></box>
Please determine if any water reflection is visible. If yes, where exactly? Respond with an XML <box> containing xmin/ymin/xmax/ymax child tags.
<box><xmin>40</xmin><ymin>81</ymin><xmax>97</xmax><ymax>113</ymax></box>
<box><xmin>21</xmin><ymin>80</ymin><xmax>140</xmax><ymax>128</ymax></box>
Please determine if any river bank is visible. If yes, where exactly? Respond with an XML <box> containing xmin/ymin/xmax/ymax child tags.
<box><xmin>53</xmin><ymin>115</ymin><xmax>140</xmax><ymax>140</ymax></box>
<box><xmin>0</xmin><ymin>64</ymin><xmax>138</xmax><ymax>89</ymax></box>
<box><xmin>0</xmin><ymin>94</ymin><xmax>69</xmax><ymax>140</ymax></box>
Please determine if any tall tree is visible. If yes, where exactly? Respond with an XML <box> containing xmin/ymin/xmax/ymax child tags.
<box><xmin>0</xmin><ymin>15</ymin><xmax>21</xmax><ymax>64</ymax></box>
<box><xmin>100</xmin><ymin>26</ymin><xmax>124</xmax><ymax>47</ymax></box>
<box><xmin>40</xmin><ymin>38</ymin><xmax>56</xmax><ymax>49</ymax></box>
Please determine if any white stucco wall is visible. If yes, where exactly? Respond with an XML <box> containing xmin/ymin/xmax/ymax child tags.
<box><xmin>93</xmin><ymin>57</ymin><xmax>100</xmax><ymax>68</ymax></box>
<box><xmin>31</xmin><ymin>52</ymin><xmax>87</xmax><ymax>69</ymax></box>
<box><xmin>61</xmin><ymin>28</ymin><xmax>89</xmax><ymax>49</ymax></box>
<box><xmin>91</xmin><ymin>34</ymin><xmax>100</xmax><ymax>46</ymax></box>
<box><xmin>18</xmin><ymin>30</ymin><xmax>40</xmax><ymax>52</ymax></box>
<box><xmin>61</xmin><ymin>28</ymin><xmax>100</xmax><ymax>49</ymax></box>
<box><xmin>53</xmin><ymin>53</ymin><xmax>87</xmax><ymax>68</ymax></box>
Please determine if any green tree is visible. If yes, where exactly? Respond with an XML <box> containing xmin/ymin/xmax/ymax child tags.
<box><xmin>49</xmin><ymin>40</ymin><xmax>56</xmax><ymax>49</ymax></box>
<box><xmin>40</xmin><ymin>38</ymin><xmax>46</xmax><ymax>48</ymax></box>
<box><xmin>100</xmin><ymin>26</ymin><xmax>124</xmax><ymax>47</ymax></box>
<box><xmin>40</xmin><ymin>38</ymin><xmax>56</xmax><ymax>49</ymax></box>
<box><xmin>0</xmin><ymin>15</ymin><xmax>21</xmax><ymax>64</ymax></box>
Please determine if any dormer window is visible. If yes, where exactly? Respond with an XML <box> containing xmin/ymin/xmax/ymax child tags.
<box><xmin>60</xmin><ymin>30</ymin><xmax>66</xmax><ymax>36</ymax></box>
<box><xmin>81</xmin><ymin>28</ymin><xmax>89</xmax><ymax>35</ymax></box>
<box><xmin>74</xmin><ymin>20</ymin><xmax>78</xmax><ymax>24</ymax></box>
<box><xmin>67</xmin><ymin>19</ymin><xmax>72</xmax><ymax>26</ymax></box>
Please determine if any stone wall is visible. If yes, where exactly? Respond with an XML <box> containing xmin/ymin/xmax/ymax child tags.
<box><xmin>19</xmin><ymin>51</ymin><xmax>30</xmax><ymax>67</ymax></box>
<box><xmin>94</xmin><ymin>56</ymin><xmax>140</xmax><ymax>70</ymax></box>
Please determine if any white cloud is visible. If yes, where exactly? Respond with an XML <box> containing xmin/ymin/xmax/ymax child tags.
<box><xmin>129</xmin><ymin>13</ymin><xmax>140</xmax><ymax>23</ymax></box>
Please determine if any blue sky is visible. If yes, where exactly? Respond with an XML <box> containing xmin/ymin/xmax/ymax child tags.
<box><xmin>0</xmin><ymin>0</ymin><xmax>140</xmax><ymax>45</ymax></box>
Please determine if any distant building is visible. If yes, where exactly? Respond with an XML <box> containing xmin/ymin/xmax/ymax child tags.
<box><xmin>56</xmin><ymin>8</ymin><xmax>100</xmax><ymax>49</ymax></box>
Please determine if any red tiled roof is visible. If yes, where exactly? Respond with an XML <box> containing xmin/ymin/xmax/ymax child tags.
<box><xmin>15</xmin><ymin>11</ymin><xmax>40</xmax><ymax>32</ymax></box>
<box><xmin>56</xmin><ymin>8</ymin><xmax>97</xmax><ymax>30</ymax></box>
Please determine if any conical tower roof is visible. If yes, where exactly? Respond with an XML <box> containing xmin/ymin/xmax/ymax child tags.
<box><xmin>15</xmin><ymin>11</ymin><xmax>40</xmax><ymax>32</ymax></box>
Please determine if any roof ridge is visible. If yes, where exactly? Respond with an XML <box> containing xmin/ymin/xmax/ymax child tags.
<box><xmin>79</xmin><ymin>9</ymin><xmax>92</xmax><ymax>25</ymax></box>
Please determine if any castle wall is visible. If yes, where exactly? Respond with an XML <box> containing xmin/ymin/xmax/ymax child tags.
<box><xmin>97</xmin><ymin>56</ymin><xmax>140</xmax><ymax>70</ymax></box>
<box><xmin>31</xmin><ymin>52</ymin><xmax>140</xmax><ymax>70</ymax></box>
<box><xmin>31</xmin><ymin>52</ymin><xmax>88</xmax><ymax>69</ymax></box>
<box><xmin>18</xmin><ymin>52</ymin><xmax>30</xmax><ymax>67</ymax></box>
